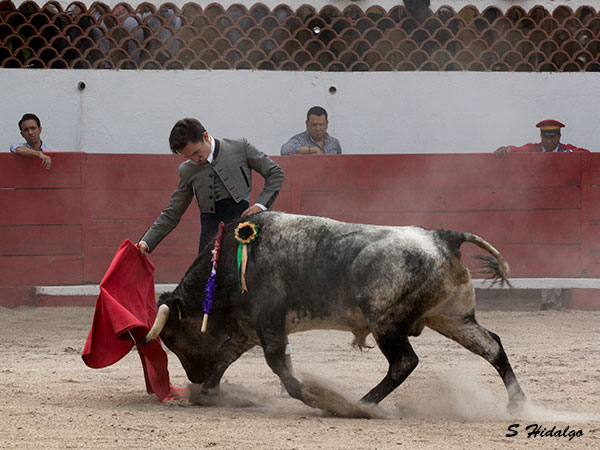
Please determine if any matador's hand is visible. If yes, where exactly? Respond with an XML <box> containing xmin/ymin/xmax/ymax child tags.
<box><xmin>241</xmin><ymin>205</ymin><xmax>263</xmax><ymax>218</ymax></box>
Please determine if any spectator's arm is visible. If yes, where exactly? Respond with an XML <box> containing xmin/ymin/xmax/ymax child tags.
<box><xmin>333</xmin><ymin>138</ymin><xmax>342</xmax><ymax>154</ymax></box>
<box><xmin>280</xmin><ymin>134</ymin><xmax>321</xmax><ymax>155</ymax></box>
<box><xmin>494</xmin><ymin>146</ymin><xmax>512</xmax><ymax>158</ymax></box>
<box><xmin>11</xmin><ymin>145</ymin><xmax>52</xmax><ymax>169</ymax></box>
<box><xmin>299</xmin><ymin>146</ymin><xmax>322</xmax><ymax>154</ymax></box>
<box><xmin>280</xmin><ymin>139</ymin><xmax>299</xmax><ymax>155</ymax></box>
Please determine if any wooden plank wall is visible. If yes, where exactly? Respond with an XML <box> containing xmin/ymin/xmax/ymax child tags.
<box><xmin>0</xmin><ymin>153</ymin><xmax>84</xmax><ymax>287</ymax></box>
<box><xmin>1</xmin><ymin>152</ymin><xmax>598</xmax><ymax>296</ymax></box>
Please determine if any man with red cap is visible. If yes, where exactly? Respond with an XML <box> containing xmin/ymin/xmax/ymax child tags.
<box><xmin>494</xmin><ymin>120</ymin><xmax>589</xmax><ymax>310</ymax></box>
<box><xmin>494</xmin><ymin>119</ymin><xmax>590</xmax><ymax>157</ymax></box>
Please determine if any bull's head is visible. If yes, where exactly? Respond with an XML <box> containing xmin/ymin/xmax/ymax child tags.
<box><xmin>141</xmin><ymin>291</ymin><xmax>227</xmax><ymax>384</ymax></box>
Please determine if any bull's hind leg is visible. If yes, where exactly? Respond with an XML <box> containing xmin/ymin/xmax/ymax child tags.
<box><xmin>360</xmin><ymin>333</ymin><xmax>418</xmax><ymax>404</ymax></box>
<box><xmin>426</xmin><ymin>313</ymin><xmax>526</xmax><ymax>410</ymax></box>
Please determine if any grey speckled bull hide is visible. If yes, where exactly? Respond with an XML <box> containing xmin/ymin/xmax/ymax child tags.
<box><xmin>142</xmin><ymin>211</ymin><xmax>526</xmax><ymax>412</ymax></box>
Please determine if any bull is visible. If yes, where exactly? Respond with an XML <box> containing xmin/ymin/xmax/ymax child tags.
<box><xmin>142</xmin><ymin>212</ymin><xmax>526</xmax><ymax>414</ymax></box>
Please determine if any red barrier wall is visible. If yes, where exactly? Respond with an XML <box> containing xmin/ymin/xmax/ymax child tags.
<box><xmin>2</xmin><ymin>152</ymin><xmax>599</xmax><ymax>293</ymax></box>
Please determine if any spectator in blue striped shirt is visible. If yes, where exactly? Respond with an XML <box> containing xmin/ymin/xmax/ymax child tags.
<box><xmin>280</xmin><ymin>106</ymin><xmax>342</xmax><ymax>155</ymax></box>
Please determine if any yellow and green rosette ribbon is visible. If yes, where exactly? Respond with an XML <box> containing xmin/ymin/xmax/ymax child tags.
<box><xmin>234</xmin><ymin>221</ymin><xmax>259</xmax><ymax>292</ymax></box>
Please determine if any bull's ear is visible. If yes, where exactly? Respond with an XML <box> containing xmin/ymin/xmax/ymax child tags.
<box><xmin>158</xmin><ymin>292</ymin><xmax>184</xmax><ymax>320</ymax></box>
<box><xmin>170</xmin><ymin>297</ymin><xmax>184</xmax><ymax>320</ymax></box>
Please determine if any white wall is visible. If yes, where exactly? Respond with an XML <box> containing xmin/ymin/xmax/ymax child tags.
<box><xmin>1</xmin><ymin>70</ymin><xmax>598</xmax><ymax>155</ymax></box>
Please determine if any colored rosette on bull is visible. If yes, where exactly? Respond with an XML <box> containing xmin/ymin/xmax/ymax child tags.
<box><xmin>234</xmin><ymin>221</ymin><xmax>259</xmax><ymax>293</ymax></box>
<box><xmin>202</xmin><ymin>222</ymin><xmax>225</xmax><ymax>333</ymax></box>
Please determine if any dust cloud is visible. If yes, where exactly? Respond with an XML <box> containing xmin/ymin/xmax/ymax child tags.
<box><xmin>389</xmin><ymin>368</ymin><xmax>600</xmax><ymax>423</ymax></box>
<box><xmin>188</xmin><ymin>367</ymin><xmax>597</xmax><ymax>423</ymax></box>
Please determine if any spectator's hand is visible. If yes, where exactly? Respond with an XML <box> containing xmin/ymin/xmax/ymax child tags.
<box><xmin>39</xmin><ymin>153</ymin><xmax>52</xmax><ymax>170</ymax></box>
<box><xmin>494</xmin><ymin>146</ymin><xmax>512</xmax><ymax>158</ymax></box>
<box><xmin>137</xmin><ymin>241</ymin><xmax>149</xmax><ymax>255</ymax></box>
<box><xmin>241</xmin><ymin>204</ymin><xmax>263</xmax><ymax>218</ymax></box>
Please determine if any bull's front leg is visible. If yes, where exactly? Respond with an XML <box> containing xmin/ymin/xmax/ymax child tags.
<box><xmin>255</xmin><ymin>320</ymin><xmax>305</xmax><ymax>401</ymax></box>
<box><xmin>262</xmin><ymin>338</ymin><xmax>305</xmax><ymax>401</ymax></box>
<box><xmin>201</xmin><ymin>333</ymin><xmax>256</xmax><ymax>397</ymax></box>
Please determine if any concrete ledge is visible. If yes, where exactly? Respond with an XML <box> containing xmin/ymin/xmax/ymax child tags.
<box><xmin>33</xmin><ymin>279</ymin><xmax>600</xmax><ymax>297</ymax></box>
<box><xmin>34</xmin><ymin>284</ymin><xmax>179</xmax><ymax>307</ymax></box>
<box><xmin>472</xmin><ymin>278</ymin><xmax>600</xmax><ymax>289</ymax></box>
<box><xmin>473</xmin><ymin>279</ymin><xmax>600</xmax><ymax>310</ymax></box>
<box><xmin>36</xmin><ymin>294</ymin><xmax>98</xmax><ymax>307</ymax></box>
<box><xmin>0</xmin><ymin>284</ymin><xmax>178</xmax><ymax>308</ymax></box>
<box><xmin>1</xmin><ymin>280</ymin><xmax>599</xmax><ymax>309</ymax></box>
<box><xmin>35</xmin><ymin>284</ymin><xmax>178</xmax><ymax>296</ymax></box>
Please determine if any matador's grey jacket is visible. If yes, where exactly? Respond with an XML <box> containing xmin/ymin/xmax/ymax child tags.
<box><xmin>141</xmin><ymin>137</ymin><xmax>284</xmax><ymax>251</ymax></box>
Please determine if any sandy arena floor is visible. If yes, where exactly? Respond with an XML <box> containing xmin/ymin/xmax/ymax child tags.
<box><xmin>1</xmin><ymin>306</ymin><xmax>598</xmax><ymax>449</ymax></box>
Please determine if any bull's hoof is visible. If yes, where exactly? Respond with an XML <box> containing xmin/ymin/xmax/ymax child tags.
<box><xmin>188</xmin><ymin>382</ymin><xmax>261</xmax><ymax>408</ymax></box>
<box><xmin>188</xmin><ymin>383</ymin><xmax>219</xmax><ymax>406</ymax></box>
<box><xmin>300</xmin><ymin>374</ymin><xmax>386</xmax><ymax>419</ymax></box>
<box><xmin>507</xmin><ymin>395</ymin><xmax>527</xmax><ymax>415</ymax></box>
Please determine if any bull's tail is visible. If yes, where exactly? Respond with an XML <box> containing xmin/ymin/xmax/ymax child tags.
<box><xmin>462</xmin><ymin>233</ymin><xmax>511</xmax><ymax>287</ymax></box>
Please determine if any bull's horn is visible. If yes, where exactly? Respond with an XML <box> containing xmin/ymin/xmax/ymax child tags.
<box><xmin>138</xmin><ymin>304</ymin><xmax>170</xmax><ymax>346</ymax></box>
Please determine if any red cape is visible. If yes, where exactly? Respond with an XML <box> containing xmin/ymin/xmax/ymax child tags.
<box><xmin>82</xmin><ymin>239</ymin><xmax>183</xmax><ymax>401</ymax></box>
